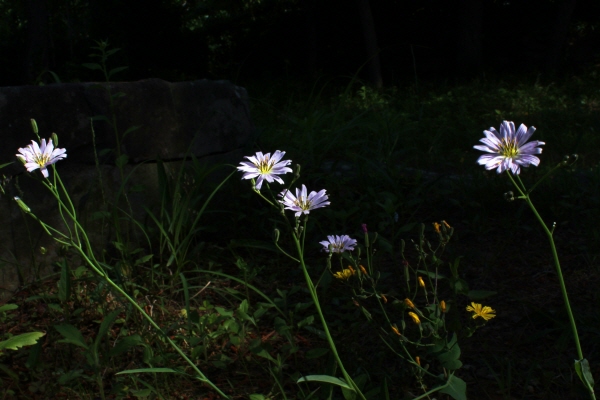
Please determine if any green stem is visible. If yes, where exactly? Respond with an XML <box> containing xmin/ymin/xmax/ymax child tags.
<box><xmin>292</xmin><ymin>231</ymin><xmax>366</xmax><ymax>400</ymax></box>
<box><xmin>507</xmin><ymin>172</ymin><xmax>595</xmax><ymax>399</ymax></box>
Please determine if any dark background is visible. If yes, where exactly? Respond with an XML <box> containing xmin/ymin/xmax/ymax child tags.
<box><xmin>0</xmin><ymin>0</ymin><xmax>598</xmax><ymax>87</ymax></box>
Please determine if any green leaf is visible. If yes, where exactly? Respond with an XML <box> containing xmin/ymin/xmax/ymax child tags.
<box><xmin>116</xmin><ymin>367</ymin><xmax>183</xmax><ymax>375</ymax></box>
<box><xmin>249</xmin><ymin>395</ymin><xmax>267</xmax><ymax>400</ymax></box>
<box><xmin>467</xmin><ymin>290</ymin><xmax>497</xmax><ymax>300</ymax></box>
<box><xmin>82</xmin><ymin>62</ymin><xmax>102</xmax><ymax>70</ymax></box>
<box><xmin>94</xmin><ymin>310</ymin><xmax>121</xmax><ymax>350</ymax></box>
<box><xmin>115</xmin><ymin>154</ymin><xmax>129</xmax><ymax>168</ymax></box>
<box><xmin>55</xmin><ymin>324</ymin><xmax>88</xmax><ymax>349</ymax></box>
<box><xmin>108</xmin><ymin>66</ymin><xmax>128</xmax><ymax>78</ymax></box>
<box><xmin>297</xmin><ymin>375</ymin><xmax>353</xmax><ymax>390</ymax></box>
<box><xmin>575</xmin><ymin>358</ymin><xmax>595</xmax><ymax>389</ymax></box>
<box><xmin>58</xmin><ymin>260</ymin><xmax>71</xmax><ymax>303</ymax></box>
<box><xmin>305</xmin><ymin>348</ymin><xmax>329</xmax><ymax>359</ymax></box>
<box><xmin>0</xmin><ymin>304</ymin><xmax>18</xmax><ymax>313</ymax></box>
<box><xmin>439</xmin><ymin>374</ymin><xmax>467</xmax><ymax>400</ymax></box>
<box><xmin>109</xmin><ymin>335</ymin><xmax>144</xmax><ymax>357</ymax></box>
<box><xmin>0</xmin><ymin>332</ymin><xmax>45</xmax><ymax>351</ymax></box>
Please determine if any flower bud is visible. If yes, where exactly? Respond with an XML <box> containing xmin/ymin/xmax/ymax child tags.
<box><xmin>418</xmin><ymin>276</ymin><xmax>425</xmax><ymax>288</ymax></box>
<box><xmin>30</xmin><ymin>119</ymin><xmax>39</xmax><ymax>135</ymax></box>
<box><xmin>14</xmin><ymin>196</ymin><xmax>31</xmax><ymax>213</ymax></box>
<box><xmin>404</xmin><ymin>298</ymin><xmax>415</xmax><ymax>309</ymax></box>
<box><xmin>51</xmin><ymin>132</ymin><xmax>59</xmax><ymax>147</ymax></box>
<box><xmin>504</xmin><ymin>191</ymin><xmax>515</xmax><ymax>202</ymax></box>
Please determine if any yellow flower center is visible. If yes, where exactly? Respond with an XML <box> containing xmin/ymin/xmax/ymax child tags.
<box><xmin>258</xmin><ymin>156</ymin><xmax>275</xmax><ymax>174</ymax></box>
<box><xmin>33</xmin><ymin>153</ymin><xmax>52</xmax><ymax>167</ymax></box>
<box><xmin>500</xmin><ymin>138</ymin><xmax>519</xmax><ymax>158</ymax></box>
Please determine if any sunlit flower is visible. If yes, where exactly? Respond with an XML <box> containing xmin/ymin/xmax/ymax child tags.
<box><xmin>404</xmin><ymin>298</ymin><xmax>415</xmax><ymax>309</ymax></box>
<box><xmin>473</xmin><ymin>120</ymin><xmax>545</xmax><ymax>174</ymax></box>
<box><xmin>415</xmin><ymin>356</ymin><xmax>421</xmax><ymax>366</ymax></box>
<box><xmin>237</xmin><ymin>150</ymin><xmax>292</xmax><ymax>190</ymax></box>
<box><xmin>391</xmin><ymin>325</ymin><xmax>401</xmax><ymax>336</ymax></box>
<box><xmin>466</xmin><ymin>302</ymin><xmax>496</xmax><ymax>321</ymax></box>
<box><xmin>279</xmin><ymin>184</ymin><xmax>330</xmax><ymax>216</ymax></box>
<box><xmin>418</xmin><ymin>276</ymin><xmax>425</xmax><ymax>288</ymax></box>
<box><xmin>333</xmin><ymin>266</ymin><xmax>355</xmax><ymax>280</ymax></box>
<box><xmin>16</xmin><ymin>138</ymin><xmax>67</xmax><ymax>178</ymax></box>
<box><xmin>433</xmin><ymin>222</ymin><xmax>441</xmax><ymax>233</ymax></box>
<box><xmin>359</xmin><ymin>265</ymin><xmax>368</xmax><ymax>275</ymax></box>
<box><xmin>408</xmin><ymin>311</ymin><xmax>421</xmax><ymax>324</ymax></box>
<box><xmin>319</xmin><ymin>235</ymin><xmax>357</xmax><ymax>253</ymax></box>
<box><xmin>381</xmin><ymin>294</ymin><xmax>388</xmax><ymax>303</ymax></box>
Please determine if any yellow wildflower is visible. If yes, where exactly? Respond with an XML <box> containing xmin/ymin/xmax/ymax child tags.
<box><xmin>466</xmin><ymin>302</ymin><xmax>496</xmax><ymax>321</ymax></box>
<box><xmin>433</xmin><ymin>222</ymin><xmax>441</xmax><ymax>233</ymax></box>
<box><xmin>408</xmin><ymin>311</ymin><xmax>421</xmax><ymax>324</ymax></box>
<box><xmin>418</xmin><ymin>276</ymin><xmax>425</xmax><ymax>288</ymax></box>
<box><xmin>440</xmin><ymin>300</ymin><xmax>447</xmax><ymax>313</ymax></box>
<box><xmin>391</xmin><ymin>325</ymin><xmax>401</xmax><ymax>336</ymax></box>
<box><xmin>415</xmin><ymin>356</ymin><xmax>421</xmax><ymax>366</ymax></box>
<box><xmin>381</xmin><ymin>294</ymin><xmax>388</xmax><ymax>303</ymax></box>
<box><xmin>359</xmin><ymin>265</ymin><xmax>368</xmax><ymax>275</ymax></box>
<box><xmin>404</xmin><ymin>298</ymin><xmax>415</xmax><ymax>309</ymax></box>
<box><xmin>333</xmin><ymin>267</ymin><xmax>356</xmax><ymax>280</ymax></box>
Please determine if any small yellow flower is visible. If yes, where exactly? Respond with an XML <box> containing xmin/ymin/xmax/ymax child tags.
<box><xmin>442</xmin><ymin>220</ymin><xmax>451</xmax><ymax>229</ymax></box>
<box><xmin>415</xmin><ymin>356</ymin><xmax>421</xmax><ymax>366</ymax></box>
<box><xmin>466</xmin><ymin>302</ymin><xmax>496</xmax><ymax>321</ymax></box>
<box><xmin>381</xmin><ymin>294</ymin><xmax>388</xmax><ymax>303</ymax></box>
<box><xmin>180</xmin><ymin>309</ymin><xmax>188</xmax><ymax>318</ymax></box>
<box><xmin>333</xmin><ymin>267</ymin><xmax>356</xmax><ymax>280</ymax></box>
<box><xmin>440</xmin><ymin>300</ymin><xmax>447</xmax><ymax>313</ymax></box>
<box><xmin>404</xmin><ymin>298</ymin><xmax>415</xmax><ymax>309</ymax></box>
<box><xmin>359</xmin><ymin>265</ymin><xmax>368</xmax><ymax>275</ymax></box>
<box><xmin>391</xmin><ymin>325</ymin><xmax>401</xmax><ymax>336</ymax></box>
<box><xmin>418</xmin><ymin>276</ymin><xmax>425</xmax><ymax>288</ymax></box>
<box><xmin>408</xmin><ymin>311</ymin><xmax>421</xmax><ymax>324</ymax></box>
<box><xmin>433</xmin><ymin>222</ymin><xmax>441</xmax><ymax>233</ymax></box>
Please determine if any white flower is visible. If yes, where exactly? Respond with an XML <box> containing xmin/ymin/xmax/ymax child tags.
<box><xmin>16</xmin><ymin>138</ymin><xmax>67</xmax><ymax>178</ymax></box>
<box><xmin>319</xmin><ymin>235</ymin><xmax>357</xmax><ymax>253</ymax></box>
<box><xmin>279</xmin><ymin>184</ymin><xmax>330</xmax><ymax>217</ymax></box>
<box><xmin>473</xmin><ymin>121</ymin><xmax>544</xmax><ymax>175</ymax></box>
<box><xmin>237</xmin><ymin>150</ymin><xmax>292</xmax><ymax>190</ymax></box>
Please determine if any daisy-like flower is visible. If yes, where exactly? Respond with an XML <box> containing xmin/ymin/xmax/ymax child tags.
<box><xmin>319</xmin><ymin>235</ymin><xmax>357</xmax><ymax>253</ymax></box>
<box><xmin>466</xmin><ymin>302</ymin><xmax>496</xmax><ymax>321</ymax></box>
<box><xmin>237</xmin><ymin>150</ymin><xmax>292</xmax><ymax>190</ymax></box>
<box><xmin>474</xmin><ymin>120</ymin><xmax>545</xmax><ymax>175</ymax></box>
<box><xmin>279</xmin><ymin>184</ymin><xmax>330</xmax><ymax>217</ymax></box>
<box><xmin>333</xmin><ymin>266</ymin><xmax>355</xmax><ymax>280</ymax></box>
<box><xmin>16</xmin><ymin>138</ymin><xmax>67</xmax><ymax>178</ymax></box>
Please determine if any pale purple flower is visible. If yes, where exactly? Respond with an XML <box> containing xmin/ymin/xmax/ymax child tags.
<box><xmin>279</xmin><ymin>184</ymin><xmax>330</xmax><ymax>216</ymax></box>
<box><xmin>237</xmin><ymin>150</ymin><xmax>292</xmax><ymax>190</ymax></box>
<box><xmin>16</xmin><ymin>138</ymin><xmax>67</xmax><ymax>178</ymax></box>
<box><xmin>320</xmin><ymin>235</ymin><xmax>357</xmax><ymax>253</ymax></box>
<box><xmin>473</xmin><ymin>121</ymin><xmax>545</xmax><ymax>175</ymax></box>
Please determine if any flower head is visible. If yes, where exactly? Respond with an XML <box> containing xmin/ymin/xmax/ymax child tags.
<box><xmin>333</xmin><ymin>266</ymin><xmax>355</xmax><ymax>280</ymax></box>
<box><xmin>16</xmin><ymin>138</ymin><xmax>67</xmax><ymax>178</ymax></box>
<box><xmin>418</xmin><ymin>276</ymin><xmax>425</xmax><ymax>288</ymax></box>
<box><xmin>319</xmin><ymin>235</ymin><xmax>357</xmax><ymax>253</ymax></box>
<box><xmin>466</xmin><ymin>302</ymin><xmax>496</xmax><ymax>321</ymax></box>
<box><xmin>404</xmin><ymin>298</ymin><xmax>415</xmax><ymax>309</ymax></box>
<box><xmin>237</xmin><ymin>150</ymin><xmax>292</xmax><ymax>190</ymax></box>
<box><xmin>440</xmin><ymin>300</ymin><xmax>447</xmax><ymax>313</ymax></box>
<box><xmin>279</xmin><ymin>184</ymin><xmax>330</xmax><ymax>216</ymax></box>
<box><xmin>474</xmin><ymin>121</ymin><xmax>544</xmax><ymax>175</ymax></box>
<box><xmin>408</xmin><ymin>311</ymin><xmax>421</xmax><ymax>324</ymax></box>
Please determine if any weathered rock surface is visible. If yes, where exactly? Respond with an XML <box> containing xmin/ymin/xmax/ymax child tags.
<box><xmin>0</xmin><ymin>79</ymin><xmax>254</xmax><ymax>299</ymax></box>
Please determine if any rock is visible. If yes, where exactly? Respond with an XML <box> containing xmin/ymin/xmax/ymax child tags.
<box><xmin>0</xmin><ymin>79</ymin><xmax>254</xmax><ymax>299</ymax></box>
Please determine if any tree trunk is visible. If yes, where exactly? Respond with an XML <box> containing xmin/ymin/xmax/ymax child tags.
<box><xmin>355</xmin><ymin>0</ymin><xmax>383</xmax><ymax>88</ymax></box>
<box><xmin>25</xmin><ymin>0</ymin><xmax>50</xmax><ymax>84</ymax></box>
<box><xmin>455</xmin><ymin>0</ymin><xmax>483</xmax><ymax>78</ymax></box>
